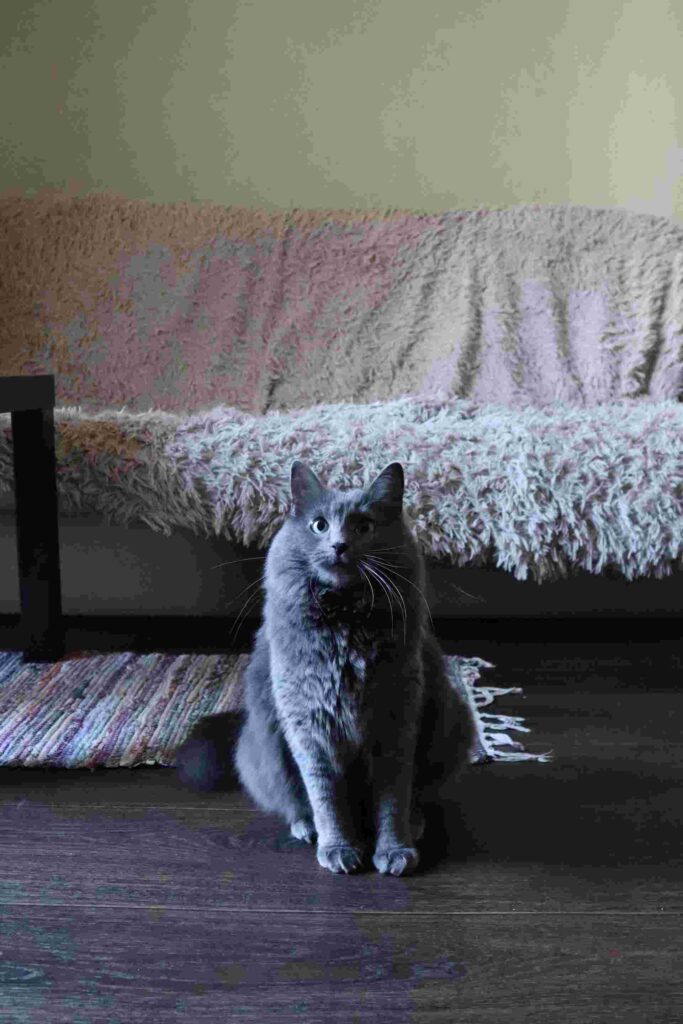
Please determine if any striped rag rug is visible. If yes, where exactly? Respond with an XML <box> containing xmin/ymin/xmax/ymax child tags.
<box><xmin>0</xmin><ymin>650</ymin><xmax>552</xmax><ymax>769</ymax></box>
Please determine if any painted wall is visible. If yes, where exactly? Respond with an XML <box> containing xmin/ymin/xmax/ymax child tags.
<box><xmin>1</xmin><ymin>0</ymin><xmax>681</xmax><ymax>220</ymax></box>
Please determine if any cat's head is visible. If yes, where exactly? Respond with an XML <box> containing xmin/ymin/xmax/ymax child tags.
<box><xmin>286</xmin><ymin>461</ymin><xmax>405</xmax><ymax>590</ymax></box>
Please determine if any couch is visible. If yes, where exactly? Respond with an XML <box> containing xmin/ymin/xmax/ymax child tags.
<box><xmin>0</xmin><ymin>195</ymin><xmax>681</xmax><ymax>630</ymax></box>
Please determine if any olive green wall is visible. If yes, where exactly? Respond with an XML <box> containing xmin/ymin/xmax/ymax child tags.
<box><xmin>2</xmin><ymin>0</ymin><xmax>681</xmax><ymax>220</ymax></box>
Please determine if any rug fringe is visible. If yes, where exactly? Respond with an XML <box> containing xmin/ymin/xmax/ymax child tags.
<box><xmin>471</xmin><ymin>685</ymin><xmax>554</xmax><ymax>764</ymax></box>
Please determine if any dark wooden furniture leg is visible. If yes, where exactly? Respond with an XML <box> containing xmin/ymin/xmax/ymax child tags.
<box><xmin>1</xmin><ymin>375</ymin><xmax>65</xmax><ymax>662</ymax></box>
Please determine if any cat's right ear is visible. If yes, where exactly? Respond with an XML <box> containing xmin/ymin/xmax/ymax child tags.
<box><xmin>290</xmin><ymin>461</ymin><xmax>324</xmax><ymax>515</ymax></box>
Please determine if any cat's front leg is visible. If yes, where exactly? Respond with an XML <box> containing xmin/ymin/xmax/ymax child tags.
<box><xmin>371</xmin><ymin>721</ymin><xmax>420</xmax><ymax>877</ymax></box>
<box><xmin>372</xmin><ymin>759</ymin><xmax>420</xmax><ymax>876</ymax></box>
<box><xmin>287</xmin><ymin>739</ymin><xmax>365</xmax><ymax>874</ymax></box>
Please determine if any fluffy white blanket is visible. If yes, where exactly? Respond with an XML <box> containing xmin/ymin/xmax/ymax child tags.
<box><xmin>1</xmin><ymin>394</ymin><xmax>680</xmax><ymax>582</ymax></box>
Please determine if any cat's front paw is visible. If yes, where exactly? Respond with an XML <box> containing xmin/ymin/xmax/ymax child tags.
<box><xmin>290</xmin><ymin>818</ymin><xmax>317</xmax><ymax>844</ymax></box>
<box><xmin>373</xmin><ymin>845</ymin><xmax>420</xmax><ymax>877</ymax></box>
<box><xmin>317</xmin><ymin>844</ymin><xmax>365</xmax><ymax>874</ymax></box>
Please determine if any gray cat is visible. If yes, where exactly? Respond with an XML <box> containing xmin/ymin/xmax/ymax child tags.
<box><xmin>233</xmin><ymin>460</ymin><xmax>476</xmax><ymax>876</ymax></box>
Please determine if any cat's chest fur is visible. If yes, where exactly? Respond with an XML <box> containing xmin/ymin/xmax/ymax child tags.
<box><xmin>268</xmin><ymin>605</ymin><xmax>385</xmax><ymax>757</ymax></box>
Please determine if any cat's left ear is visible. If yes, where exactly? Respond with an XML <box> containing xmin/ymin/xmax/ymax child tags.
<box><xmin>363</xmin><ymin>462</ymin><xmax>404</xmax><ymax>512</ymax></box>
<box><xmin>290</xmin><ymin>461</ymin><xmax>324</xmax><ymax>515</ymax></box>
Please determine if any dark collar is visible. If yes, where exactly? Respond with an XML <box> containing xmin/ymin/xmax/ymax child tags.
<box><xmin>312</xmin><ymin>582</ymin><xmax>374</xmax><ymax>620</ymax></box>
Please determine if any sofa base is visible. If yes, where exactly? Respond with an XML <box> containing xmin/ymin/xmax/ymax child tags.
<box><xmin>1</xmin><ymin>612</ymin><xmax>681</xmax><ymax>663</ymax></box>
<box><xmin>0</xmin><ymin>512</ymin><xmax>681</xmax><ymax>662</ymax></box>
<box><xmin>1</xmin><ymin>512</ymin><xmax>681</xmax><ymax>613</ymax></box>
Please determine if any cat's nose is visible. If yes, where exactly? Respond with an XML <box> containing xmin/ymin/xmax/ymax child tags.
<box><xmin>333</xmin><ymin>542</ymin><xmax>349</xmax><ymax>556</ymax></box>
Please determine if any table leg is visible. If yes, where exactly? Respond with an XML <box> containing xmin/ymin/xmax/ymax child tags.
<box><xmin>11</xmin><ymin>407</ymin><xmax>65</xmax><ymax>662</ymax></box>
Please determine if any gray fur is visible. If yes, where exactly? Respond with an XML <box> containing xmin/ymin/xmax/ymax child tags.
<box><xmin>234</xmin><ymin>461</ymin><xmax>476</xmax><ymax>876</ymax></box>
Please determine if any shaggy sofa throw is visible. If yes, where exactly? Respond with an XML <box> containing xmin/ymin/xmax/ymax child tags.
<box><xmin>1</xmin><ymin>196</ymin><xmax>681</xmax><ymax>415</ymax></box>
<box><xmin>1</xmin><ymin>394</ymin><xmax>680</xmax><ymax>584</ymax></box>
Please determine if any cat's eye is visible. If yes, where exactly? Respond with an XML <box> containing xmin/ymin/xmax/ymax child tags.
<box><xmin>310</xmin><ymin>517</ymin><xmax>329</xmax><ymax>534</ymax></box>
<box><xmin>355</xmin><ymin>519</ymin><xmax>374</xmax><ymax>535</ymax></box>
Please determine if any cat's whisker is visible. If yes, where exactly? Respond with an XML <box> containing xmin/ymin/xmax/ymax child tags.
<box><xmin>374</xmin><ymin>566</ymin><xmax>407</xmax><ymax>646</ymax></box>
<box><xmin>229</xmin><ymin>581</ymin><xmax>265</xmax><ymax>642</ymax></box>
<box><xmin>358</xmin><ymin>565</ymin><xmax>375</xmax><ymax>613</ymax></box>
<box><xmin>366</xmin><ymin>557</ymin><xmax>433</xmax><ymax>630</ymax></box>
<box><xmin>445</xmin><ymin>583</ymin><xmax>483</xmax><ymax>602</ymax></box>
<box><xmin>229</xmin><ymin>574</ymin><xmax>264</xmax><ymax>615</ymax></box>
<box><xmin>228</xmin><ymin>597</ymin><xmax>260</xmax><ymax>643</ymax></box>
<box><xmin>365</xmin><ymin>555</ymin><xmax>402</xmax><ymax>569</ymax></box>
<box><xmin>224</xmin><ymin>574</ymin><xmax>266</xmax><ymax>611</ymax></box>
<box><xmin>362</xmin><ymin>561</ymin><xmax>407</xmax><ymax>645</ymax></box>
<box><xmin>368</xmin><ymin>556</ymin><xmax>482</xmax><ymax>614</ymax></box>
<box><xmin>365</xmin><ymin>556</ymin><xmax>435</xmax><ymax>634</ymax></box>
<box><xmin>368</xmin><ymin>564</ymin><xmax>408</xmax><ymax>645</ymax></box>
<box><xmin>227</xmin><ymin>574</ymin><xmax>265</xmax><ymax>640</ymax></box>
<box><xmin>210</xmin><ymin>555</ymin><xmax>267</xmax><ymax>571</ymax></box>
<box><xmin>360</xmin><ymin>562</ymin><xmax>395</xmax><ymax>637</ymax></box>
<box><xmin>367</xmin><ymin>548</ymin><xmax>408</xmax><ymax>570</ymax></box>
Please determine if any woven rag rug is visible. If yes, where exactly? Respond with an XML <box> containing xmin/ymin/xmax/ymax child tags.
<box><xmin>0</xmin><ymin>649</ymin><xmax>551</xmax><ymax>770</ymax></box>
<box><xmin>1</xmin><ymin>394</ymin><xmax>682</xmax><ymax>583</ymax></box>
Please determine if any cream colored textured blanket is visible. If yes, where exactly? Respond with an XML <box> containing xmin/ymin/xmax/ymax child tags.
<box><xmin>0</xmin><ymin>197</ymin><xmax>681</xmax><ymax>413</ymax></box>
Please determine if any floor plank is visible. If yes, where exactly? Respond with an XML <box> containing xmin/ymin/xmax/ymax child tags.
<box><xmin>0</xmin><ymin>644</ymin><xmax>681</xmax><ymax>1021</ymax></box>
<box><xmin>0</xmin><ymin>907</ymin><xmax>680</xmax><ymax>1023</ymax></box>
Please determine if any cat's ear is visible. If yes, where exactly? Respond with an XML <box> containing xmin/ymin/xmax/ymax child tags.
<box><xmin>290</xmin><ymin>461</ymin><xmax>324</xmax><ymax>514</ymax></box>
<box><xmin>363</xmin><ymin>462</ymin><xmax>404</xmax><ymax>513</ymax></box>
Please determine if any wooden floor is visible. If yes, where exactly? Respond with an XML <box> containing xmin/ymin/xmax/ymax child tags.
<box><xmin>0</xmin><ymin>640</ymin><xmax>681</xmax><ymax>1022</ymax></box>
